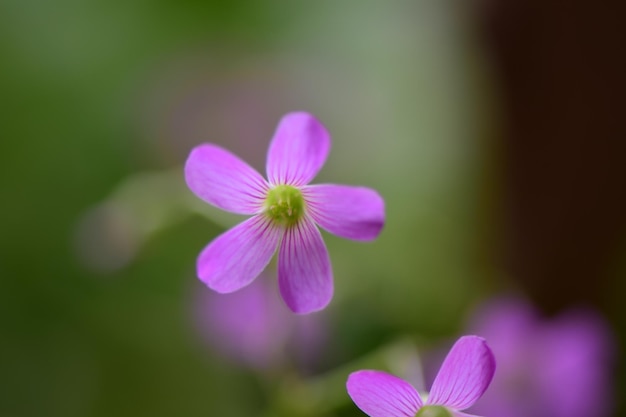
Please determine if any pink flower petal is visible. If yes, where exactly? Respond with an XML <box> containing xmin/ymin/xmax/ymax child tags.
<box><xmin>303</xmin><ymin>184</ymin><xmax>385</xmax><ymax>241</ymax></box>
<box><xmin>266</xmin><ymin>112</ymin><xmax>331</xmax><ymax>187</ymax></box>
<box><xmin>197</xmin><ymin>215</ymin><xmax>282</xmax><ymax>293</ymax></box>
<box><xmin>427</xmin><ymin>336</ymin><xmax>496</xmax><ymax>411</ymax></box>
<box><xmin>185</xmin><ymin>143</ymin><xmax>269</xmax><ymax>215</ymax></box>
<box><xmin>347</xmin><ymin>370</ymin><xmax>423</xmax><ymax>417</ymax></box>
<box><xmin>277</xmin><ymin>216</ymin><xmax>333</xmax><ymax>314</ymax></box>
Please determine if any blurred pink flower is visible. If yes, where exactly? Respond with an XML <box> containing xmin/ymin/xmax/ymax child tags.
<box><xmin>467</xmin><ymin>297</ymin><xmax>615</xmax><ymax>417</ymax></box>
<box><xmin>185</xmin><ymin>112</ymin><xmax>385</xmax><ymax>314</ymax></box>
<box><xmin>347</xmin><ymin>336</ymin><xmax>495</xmax><ymax>417</ymax></box>
<box><xmin>192</xmin><ymin>275</ymin><xmax>325</xmax><ymax>371</ymax></box>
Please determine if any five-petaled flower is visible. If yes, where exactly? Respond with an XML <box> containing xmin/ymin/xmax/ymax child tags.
<box><xmin>184</xmin><ymin>112</ymin><xmax>385</xmax><ymax>314</ymax></box>
<box><xmin>347</xmin><ymin>335</ymin><xmax>496</xmax><ymax>417</ymax></box>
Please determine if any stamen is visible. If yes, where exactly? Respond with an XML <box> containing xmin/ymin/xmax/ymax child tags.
<box><xmin>415</xmin><ymin>406</ymin><xmax>452</xmax><ymax>417</ymax></box>
<box><xmin>264</xmin><ymin>185</ymin><xmax>305</xmax><ymax>227</ymax></box>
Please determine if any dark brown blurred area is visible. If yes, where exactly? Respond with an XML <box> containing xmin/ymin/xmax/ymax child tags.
<box><xmin>480</xmin><ymin>0</ymin><xmax>626</xmax><ymax>313</ymax></box>
<box><xmin>481</xmin><ymin>4</ymin><xmax>626</xmax><ymax>412</ymax></box>
<box><xmin>481</xmin><ymin>0</ymin><xmax>626</xmax><ymax>416</ymax></box>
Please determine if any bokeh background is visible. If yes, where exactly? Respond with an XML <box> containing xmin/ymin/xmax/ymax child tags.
<box><xmin>1</xmin><ymin>1</ymin><xmax>624</xmax><ymax>416</ymax></box>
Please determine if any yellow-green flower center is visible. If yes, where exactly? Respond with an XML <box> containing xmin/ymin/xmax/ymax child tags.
<box><xmin>264</xmin><ymin>185</ymin><xmax>305</xmax><ymax>227</ymax></box>
<box><xmin>415</xmin><ymin>406</ymin><xmax>452</xmax><ymax>417</ymax></box>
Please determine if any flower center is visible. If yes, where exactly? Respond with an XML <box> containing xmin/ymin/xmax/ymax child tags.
<box><xmin>264</xmin><ymin>185</ymin><xmax>305</xmax><ymax>227</ymax></box>
<box><xmin>415</xmin><ymin>406</ymin><xmax>452</xmax><ymax>417</ymax></box>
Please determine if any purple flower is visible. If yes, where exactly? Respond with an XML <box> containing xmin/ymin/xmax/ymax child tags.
<box><xmin>184</xmin><ymin>112</ymin><xmax>385</xmax><ymax>314</ymax></box>
<box><xmin>192</xmin><ymin>275</ymin><xmax>325</xmax><ymax>371</ymax></box>
<box><xmin>347</xmin><ymin>336</ymin><xmax>496</xmax><ymax>417</ymax></box>
<box><xmin>468</xmin><ymin>297</ymin><xmax>615</xmax><ymax>417</ymax></box>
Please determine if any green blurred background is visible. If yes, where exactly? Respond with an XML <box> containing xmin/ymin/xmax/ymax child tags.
<box><xmin>1</xmin><ymin>1</ymin><xmax>624</xmax><ymax>416</ymax></box>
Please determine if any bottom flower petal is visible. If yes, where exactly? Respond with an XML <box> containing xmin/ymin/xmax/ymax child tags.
<box><xmin>347</xmin><ymin>370</ymin><xmax>423</xmax><ymax>417</ymax></box>
<box><xmin>427</xmin><ymin>336</ymin><xmax>496</xmax><ymax>411</ymax></box>
<box><xmin>277</xmin><ymin>216</ymin><xmax>333</xmax><ymax>314</ymax></box>
<box><xmin>197</xmin><ymin>215</ymin><xmax>282</xmax><ymax>293</ymax></box>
